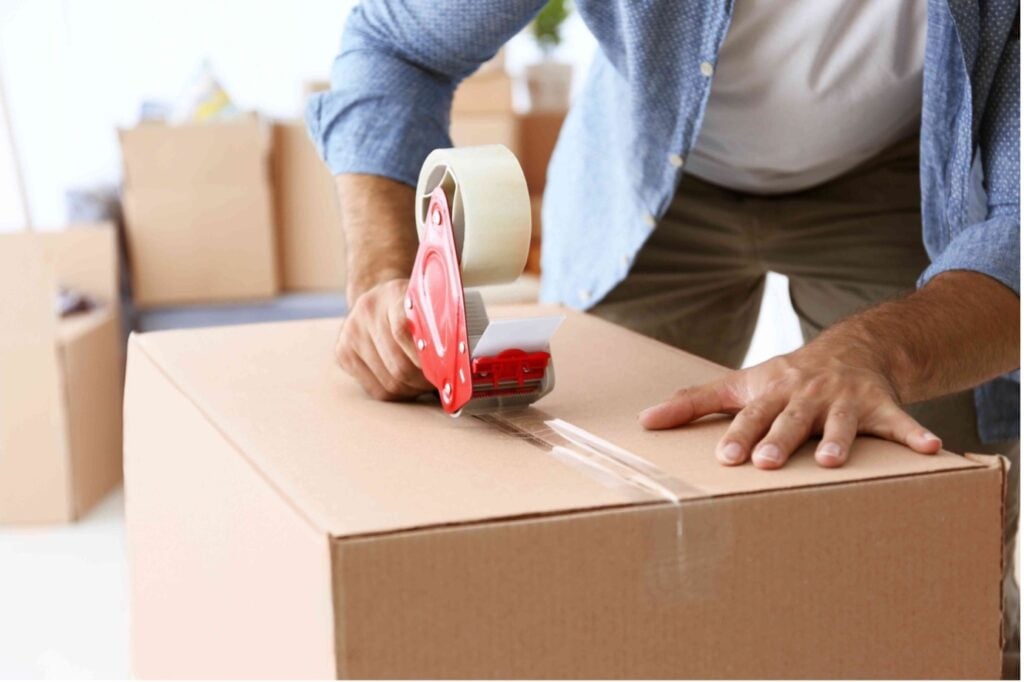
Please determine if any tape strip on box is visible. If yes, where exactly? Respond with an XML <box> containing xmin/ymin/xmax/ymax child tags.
<box><xmin>474</xmin><ymin>408</ymin><xmax>733</xmax><ymax>601</ymax></box>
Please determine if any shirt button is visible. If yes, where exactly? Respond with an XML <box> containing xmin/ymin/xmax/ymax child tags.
<box><xmin>621</xmin><ymin>254</ymin><xmax>631</xmax><ymax>268</ymax></box>
<box><xmin>643</xmin><ymin>214</ymin><xmax>657</xmax><ymax>228</ymax></box>
<box><xmin>578</xmin><ymin>288</ymin><xmax>592</xmax><ymax>304</ymax></box>
<box><xmin>668</xmin><ymin>153</ymin><xmax>684</xmax><ymax>168</ymax></box>
<box><xmin>699</xmin><ymin>61</ymin><xmax>714</xmax><ymax>77</ymax></box>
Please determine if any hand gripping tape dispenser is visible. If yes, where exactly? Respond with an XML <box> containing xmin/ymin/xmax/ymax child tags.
<box><xmin>405</xmin><ymin>145</ymin><xmax>562</xmax><ymax>416</ymax></box>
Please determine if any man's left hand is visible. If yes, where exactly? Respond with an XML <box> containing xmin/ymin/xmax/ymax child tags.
<box><xmin>638</xmin><ymin>338</ymin><xmax>942</xmax><ymax>468</ymax></box>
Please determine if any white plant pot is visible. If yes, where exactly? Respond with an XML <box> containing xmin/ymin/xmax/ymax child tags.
<box><xmin>525</xmin><ymin>61</ymin><xmax>573</xmax><ymax>113</ymax></box>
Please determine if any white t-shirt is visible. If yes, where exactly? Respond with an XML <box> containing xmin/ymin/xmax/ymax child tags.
<box><xmin>686</xmin><ymin>0</ymin><xmax>927</xmax><ymax>194</ymax></box>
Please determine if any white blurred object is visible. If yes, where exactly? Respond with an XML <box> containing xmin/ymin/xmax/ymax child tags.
<box><xmin>170</xmin><ymin>59</ymin><xmax>239</xmax><ymax>123</ymax></box>
<box><xmin>524</xmin><ymin>61</ymin><xmax>573</xmax><ymax>112</ymax></box>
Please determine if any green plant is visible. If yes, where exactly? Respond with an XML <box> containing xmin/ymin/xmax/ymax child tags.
<box><xmin>532</xmin><ymin>0</ymin><xmax>570</xmax><ymax>52</ymax></box>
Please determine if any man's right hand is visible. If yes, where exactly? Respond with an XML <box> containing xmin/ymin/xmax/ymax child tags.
<box><xmin>332</xmin><ymin>173</ymin><xmax>430</xmax><ymax>400</ymax></box>
<box><xmin>335</xmin><ymin>278</ymin><xmax>433</xmax><ymax>400</ymax></box>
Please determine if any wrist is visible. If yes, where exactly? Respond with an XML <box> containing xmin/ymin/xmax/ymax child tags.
<box><xmin>808</xmin><ymin>322</ymin><xmax>911</xmax><ymax>402</ymax></box>
<box><xmin>346</xmin><ymin>266</ymin><xmax>410</xmax><ymax>303</ymax></box>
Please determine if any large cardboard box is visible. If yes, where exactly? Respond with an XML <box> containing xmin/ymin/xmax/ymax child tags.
<box><xmin>124</xmin><ymin>310</ymin><xmax>1006</xmax><ymax>678</ymax></box>
<box><xmin>120</xmin><ymin>119</ymin><xmax>279</xmax><ymax>307</ymax></box>
<box><xmin>271</xmin><ymin>122</ymin><xmax>346</xmax><ymax>292</ymax></box>
<box><xmin>0</xmin><ymin>225</ymin><xmax>124</xmax><ymax>523</ymax></box>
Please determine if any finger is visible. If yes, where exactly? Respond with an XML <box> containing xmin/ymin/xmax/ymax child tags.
<box><xmin>371</xmin><ymin>312</ymin><xmax>431</xmax><ymax>392</ymax></box>
<box><xmin>717</xmin><ymin>396</ymin><xmax>787</xmax><ymax>466</ymax></box>
<box><xmin>356</xmin><ymin>331</ymin><xmax>424</xmax><ymax>399</ymax></box>
<box><xmin>815</xmin><ymin>405</ymin><xmax>858</xmax><ymax>467</ymax></box>
<box><xmin>864</xmin><ymin>402</ymin><xmax>943</xmax><ymax>454</ymax></box>
<box><xmin>388</xmin><ymin>294</ymin><xmax>422</xmax><ymax>368</ymax></box>
<box><xmin>751</xmin><ymin>398</ymin><xmax>820</xmax><ymax>469</ymax></box>
<box><xmin>639</xmin><ymin>381</ymin><xmax>731</xmax><ymax>430</ymax></box>
<box><xmin>338</xmin><ymin>345</ymin><xmax>391</xmax><ymax>401</ymax></box>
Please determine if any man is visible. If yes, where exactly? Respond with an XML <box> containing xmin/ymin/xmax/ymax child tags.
<box><xmin>307</xmin><ymin>0</ymin><xmax>1019</xmax><ymax>674</ymax></box>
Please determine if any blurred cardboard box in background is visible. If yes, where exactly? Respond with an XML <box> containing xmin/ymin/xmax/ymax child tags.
<box><xmin>125</xmin><ymin>310</ymin><xmax>1004</xmax><ymax>678</ymax></box>
<box><xmin>0</xmin><ymin>225</ymin><xmax>123</xmax><ymax>524</ymax></box>
<box><xmin>272</xmin><ymin>122</ymin><xmax>346</xmax><ymax>292</ymax></box>
<box><xmin>119</xmin><ymin>118</ymin><xmax>279</xmax><ymax>307</ymax></box>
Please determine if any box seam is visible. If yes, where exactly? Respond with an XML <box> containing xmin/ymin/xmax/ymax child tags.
<box><xmin>332</xmin><ymin>462</ymin><xmax>992</xmax><ymax>543</ymax></box>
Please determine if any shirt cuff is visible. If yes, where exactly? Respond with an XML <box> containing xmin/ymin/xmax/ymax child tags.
<box><xmin>304</xmin><ymin>51</ymin><xmax>454</xmax><ymax>187</ymax></box>
<box><xmin>918</xmin><ymin>214</ymin><xmax>1021</xmax><ymax>295</ymax></box>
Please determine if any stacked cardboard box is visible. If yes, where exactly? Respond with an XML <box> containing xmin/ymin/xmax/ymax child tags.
<box><xmin>0</xmin><ymin>225</ymin><xmax>123</xmax><ymax>523</ymax></box>
<box><xmin>272</xmin><ymin>122</ymin><xmax>346</xmax><ymax>292</ymax></box>
<box><xmin>120</xmin><ymin>118</ymin><xmax>279</xmax><ymax>307</ymax></box>
<box><xmin>125</xmin><ymin>308</ymin><xmax>1005</xmax><ymax>678</ymax></box>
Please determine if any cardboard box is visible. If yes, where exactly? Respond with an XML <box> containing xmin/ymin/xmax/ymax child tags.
<box><xmin>449</xmin><ymin>112</ymin><xmax>565</xmax><ymax>195</ymax></box>
<box><xmin>518</xmin><ymin>111</ymin><xmax>565</xmax><ymax>195</ymax></box>
<box><xmin>452</xmin><ymin>71</ymin><xmax>514</xmax><ymax>115</ymax></box>
<box><xmin>124</xmin><ymin>310</ymin><xmax>1006</xmax><ymax>678</ymax></box>
<box><xmin>272</xmin><ymin>122</ymin><xmax>346</xmax><ymax>292</ymax></box>
<box><xmin>120</xmin><ymin>119</ymin><xmax>279</xmax><ymax>307</ymax></box>
<box><xmin>450</xmin><ymin>113</ymin><xmax>521</xmax><ymax>158</ymax></box>
<box><xmin>0</xmin><ymin>225</ymin><xmax>123</xmax><ymax>523</ymax></box>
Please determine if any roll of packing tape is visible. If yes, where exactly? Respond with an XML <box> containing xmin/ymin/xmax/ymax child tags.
<box><xmin>415</xmin><ymin>145</ymin><xmax>531</xmax><ymax>287</ymax></box>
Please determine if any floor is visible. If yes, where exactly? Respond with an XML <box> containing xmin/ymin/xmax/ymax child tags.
<box><xmin>0</xmin><ymin>273</ymin><xmax>835</xmax><ymax>679</ymax></box>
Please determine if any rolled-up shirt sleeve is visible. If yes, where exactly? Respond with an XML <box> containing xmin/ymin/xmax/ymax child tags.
<box><xmin>306</xmin><ymin>0</ymin><xmax>544</xmax><ymax>187</ymax></box>
<box><xmin>919</xmin><ymin>26</ymin><xmax>1020</xmax><ymax>295</ymax></box>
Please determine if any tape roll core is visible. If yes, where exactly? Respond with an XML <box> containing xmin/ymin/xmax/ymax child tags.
<box><xmin>415</xmin><ymin>145</ymin><xmax>531</xmax><ymax>287</ymax></box>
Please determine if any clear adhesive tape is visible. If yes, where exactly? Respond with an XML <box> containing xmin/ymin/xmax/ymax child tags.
<box><xmin>415</xmin><ymin>145</ymin><xmax>531</xmax><ymax>287</ymax></box>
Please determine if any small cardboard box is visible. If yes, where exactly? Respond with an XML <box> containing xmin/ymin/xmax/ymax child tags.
<box><xmin>119</xmin><ymin>118</ymin><xmax>279</xmax><ymax>307</ymax></box>
<box><xmin>271</xmin><ymin>122</ymin><xmax>346</xmax><ymax>292</ymax></box>
<box><xmin>124</xmin><ymin>309</ymin><xmax>1005</xmax><ymax>678</ymax></box>
<box><xmin>0</xmin><ymin>225</ymin><xmax>124</xmax><ymax>523</ymax></box>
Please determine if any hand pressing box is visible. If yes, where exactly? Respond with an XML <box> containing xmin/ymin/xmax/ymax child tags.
<box><xmin>125</xmin><ymin>308</ymin><xmax>1005</xmax><ymax>678</ymax></box>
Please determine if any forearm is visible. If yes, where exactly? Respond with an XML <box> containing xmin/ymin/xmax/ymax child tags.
<box><xmin>336</xmin><ymin>174</ymin><xmax>418</xmax><ymax>302</ymax></box>
<box><xmin>814</xmin><ymin>270</ymin><xmax>1020</xmax><ymax>404</ymax></box>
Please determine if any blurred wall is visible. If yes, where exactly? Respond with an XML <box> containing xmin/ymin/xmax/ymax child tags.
<box><xmin>0</xmin><ymin>0</ymin><xmax>357</xmax><ymax>230</ymax></box>
<box><xmin>0</xmin><ymin>0</ymin><xmax>596</xmax><ymax>232</ymax></box>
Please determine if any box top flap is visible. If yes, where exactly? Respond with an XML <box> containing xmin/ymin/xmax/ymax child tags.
<box><xmin>132</xmin><ymin>307</ymin><xmax>982</xmax><ymax>538</ymax></box>
<box><xmin>40</xmin><ymin>224</ymin><xmax>119</xmax><ymax>305</ymax></box>
<box><xmin>119</xmin><ymin>118</ymin><xmax>269</xmax><ymax>190</ymax></box>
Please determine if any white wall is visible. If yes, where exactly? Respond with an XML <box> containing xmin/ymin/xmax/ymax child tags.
<box><xmin>0</xmin><ymin>0</ymin><xmax>357</xmax><ymax>229</ymax></box>
<box><xmin>0</xmin><ymin>0</ymin><xmax>597</xmax><ymax>231</ymax></box>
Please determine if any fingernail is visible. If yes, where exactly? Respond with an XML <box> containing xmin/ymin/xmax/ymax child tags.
<box><xmin>817</xmin><ymin>441</ymin><xmax>843</xmax><ymax>463</ymax></box>
<box><xmin>637</xmin><ymin>406</ymin><xmax>657</xmax><ymax>422</ymax></box>
<box><xmin>922</xmin><ymin>431</ymin><xmax>940</xmax><ymax>443</ymax></box>
<box><xmin>754</xmin><ymin>444</ymin><xmax>782</xmax><ymax>464</ymax></box>
<box><xmin>719</xmin><ymin>441</ymin><xmax>744</xmax><ymax>464</ymax></box>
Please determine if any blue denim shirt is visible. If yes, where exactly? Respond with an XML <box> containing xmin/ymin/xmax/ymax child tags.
<box><xmin>307</xmin><ymin>1</ymin><xmax>1020</xmax><ymax>441</ymax></box>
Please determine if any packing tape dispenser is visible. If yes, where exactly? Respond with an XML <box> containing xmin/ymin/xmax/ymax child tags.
<box><xmin>406</xmin><ymin>145</ymin><xmax>564</xmax><ymax>416</ymax></box>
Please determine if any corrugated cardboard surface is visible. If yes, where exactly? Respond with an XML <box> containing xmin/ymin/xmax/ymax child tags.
<box><xmin>130</xmin><ymin>312</ymin><xmax>981</xmax><ymax>538</ymax></box>
<box><xmin>125</xmin><ymin>309</ymin><xmax>1004</xmax><ymax>677</ymax></box>
<box><xmin>124</xmin><ymin>344</ymin><xmax>336</xmax><ymax>678</ymax></box>
<box><xmin>334</xmin><ymin>467</ymin><xmax>1002</xmax><ymax>678</ymax></box>
<box><xmin>120</xmin><ymin>119</ymin><xmax>279</xmax><ymax>307</ymax></box>
<box><xmin>59</xmin><ymin>309</ymin><xmax>123</xmax><ymax>518</ymax></box>
<box><xmin>0</xmin><ymin>227</ymin><xmax>123</xmax><ymax>523</ymax></box>
<box><xmin>0</xmin><ymin>234</ymin><xmax>71</xmax><ymax>523</ymax></box>
<box><xmin>271</xmin><ymin>122</ymin><xmax>346</xmax><ymax>292</ymax></box>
